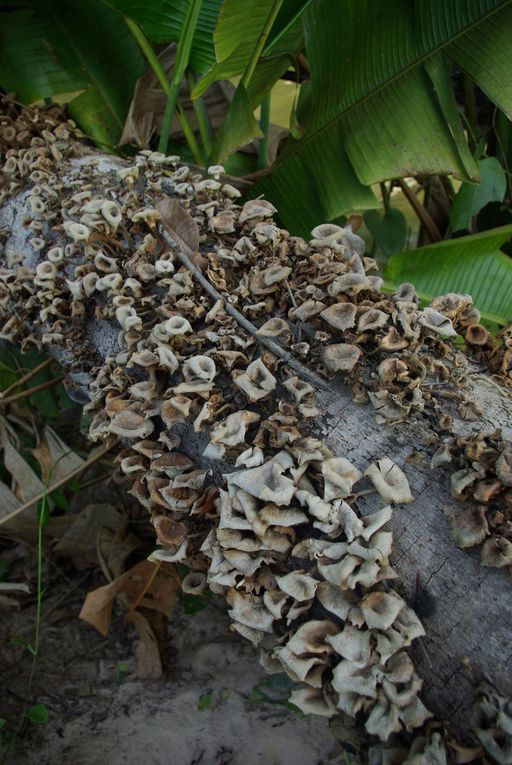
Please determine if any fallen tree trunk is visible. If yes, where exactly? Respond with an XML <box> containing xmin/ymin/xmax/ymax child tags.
<box><xmin>1</xmin><ymin>97</ymin><xmax>511</xmax><ymax>752</ymax></box>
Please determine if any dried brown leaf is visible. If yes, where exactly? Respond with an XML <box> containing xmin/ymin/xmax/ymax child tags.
<box><xmin>79</xmin><ymin>559</ymin><xmax>178</xmax><ymax>636</ymax></box>
<box><xmin>125</xmin><ymin>609</ymin><xmax>162</xmax><ymax>679</ymax></box>
<box><xmin>119</xmin><ymin>44</ymin><xmax>234</xmax><ymax>148</ymax></box>
<box><xmin>157</xmin><ymin>197</ymin><xmax>200</xmax><ymax>254</ymax></box>
<box><xmin>53</xmin><ymin>503</ymin><xmax>140</xmax><ymax>571</ymax></box>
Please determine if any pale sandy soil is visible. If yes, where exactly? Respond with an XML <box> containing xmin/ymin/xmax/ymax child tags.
<box><xmin>1</xmin><ymin>582</ymin><xmax>340</xmax><ymax>765</ymax></box>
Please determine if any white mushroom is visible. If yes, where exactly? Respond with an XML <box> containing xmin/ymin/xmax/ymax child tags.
<box><xmin>364</xmin><ymin>458</ymin><xmax>413</xmax><ymax>504</ymax></box>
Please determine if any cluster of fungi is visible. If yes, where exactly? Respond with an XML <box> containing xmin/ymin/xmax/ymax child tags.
<box><xmin>1</xmin><ymin>94</ymin><xmax>511</xmax><ymax>762</ymax></box>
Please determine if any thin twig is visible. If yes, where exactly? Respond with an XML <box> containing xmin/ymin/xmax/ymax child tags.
<box><xmin>0</xmin><ymin>441</ymin><xmax>116</xmax><ymax>527</ymax></box>
<box><xmin>159</xmin><ymin>226</ymin><xmax>331</xmax><ymax>392</ymax></box>
<box><xmin>0</xmin><ymin>376</ymin><xmax>64</xmax><ymax>406</ymax></box>
<box><xmin>0</xmin><ymin>357</ymin><xmax>53</xmax><ymax>399</ymax></box>
<box><xmin>397</xmin><ymin>179</ymin><xmax>442</xmax><ymax>242</ymax></box>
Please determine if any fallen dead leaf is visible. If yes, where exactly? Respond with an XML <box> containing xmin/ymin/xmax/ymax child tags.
<box><xmin>126</xmin><ymin>609</ymin><xmax>162</xmax><ymax>679</ymax></box>
<box><xmin>119</xmin><ymin>45</ymin><xmax>236</xmax><ymax>149</ymax></box>
<box><xmin>53</xmin><ymin>503</ymin><xmax>140</xmax><ymax>571</ymax></box>
<box><xmin>79</xmin><ymin>559</ymin><xmax>179</xmax><ymax>677</ymax></box>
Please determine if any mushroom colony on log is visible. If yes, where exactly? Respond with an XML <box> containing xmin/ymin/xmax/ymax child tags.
<box><xmin>1</xmin><ymin>95</ymin><xmax>512</xmax><ymax>763</ymax></box>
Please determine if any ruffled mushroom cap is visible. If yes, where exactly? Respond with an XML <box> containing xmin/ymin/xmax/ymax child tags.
<box><xmin>233</xmin><ymin>357</ymin><xmax>277</xmax><ymax>401</ymax></box>
<box><xmin>156</xmin><ymin>346</ymin><xmax>179</xmax><ymax>373</ymax></box>
<box><xmin>108</xmin><ymin>410</ymin><xmax>154</xmax><ymax>439</ymax></box>
<box><xmin>210</xmin><ymin>410</ymin><xmax>260</xmax><ymax>447</ymax></box>
<box><xmin>182</xmin><ymin>354</ymin><xmax>216</xmax><ymax>382</ymax></box>
<box><xmin>444</xmin><ymin>504</ymin><xmax>489</xmax><ymax>548</ymax></box>
<box><xmin>226</xmin><ymin>589</ymin><xmax>274</xmax><ymax>632</ymax></box>
<box><xmin>226</xmin><ymin>451</ymin><xmax>295</xmax><ymax>504</ymax></box>
<box><xmin>152</xmin><ymin>516</ymin><xmax>188</xmax><ymax>547</ymax></box>
<box><xmin>288</xmin><ymin>686</ymin><xmax>337</xmax><ymax>717</ymax></box>
<box><xmin>321</xmin><ymin>457</ymin><xmax>362</xmax><ymax>501</ymax></box>
<box><xmin>393</xmin><ymin>282</ymin><xmax>418</xmax><ymax>303</ymax></box>
<box><xmin>466</xmin><ymin>323</ymin><xmax>489</xmax><ymax>345</ymax></box>
<box><xmin>481</xmin><ymin>536</ymin><xmax>512</xmax><ymax>567</ymax></box>
<box><xmin>181</xmin><ymin>571</ymin><xmax>207</xmax><ymax>595</ymax></box>
<box><xmin>417</xmin><ymin>307</ymin><xmax>457</xmax><ymax>337</ymax></box>
<box><xmin>431</xmin><ymin>292</ymin><xmax>472</xmax><ymax>318</ymax></box>
<box><xmin>161</xmin><ymin>395</ymin><xmax>192</xmax><ymax>427</ymax></box>
<box><xmin>360</xmin><ymin>590</ymin><xmax>404</xmax><ymax>630</ymax></box>
<box><xmin>365</xmin><ymin>696</ymin><xmax>401</xmax><ymax>741</ymax></box>
<box><xmin>320</xmin><ymin>302</ymin><xmax>357</xmax><ymax>331</ymax></box>
<box><xmin>358</xmin><ymin>308</ymin><xmax>389</xmax><ymax>333</ymax></box>
<box><xmin>496</xmin><ymin>442</ymin><xmax>512</xmax><ymax>486</ymax></box>
<box><xmin>364</xmin><ymin>458</ymin><xmax>413</xmax><ymax>504</ymax></box>
<box><xmin>276</xmin><ymin>571</ymin><xmax>319</xmax><ymax>601</ymax></box>
<box><xmin>326</xmin><ymin>623</ymin><xmax>373</xmax><ymax>664</ymax></box>
<box><xmin>286</xmin><ymin>621</ymin><xmax>339</xmax><ymax>657</ymax></box>
<box><xmin>379</xmin><ymin>327</ymin><xmax>409</xmax><ymax>351</ymax></box>
<box><xmin>322</xmin><ymin>343</ymin><xmax>362</xmax><ymax>373</ymax></box>
<box><xmin>238</xmin><ymin>199</ymin><xmax>276</xmax><ymax>224</ymax></box>
<box><xmin>256</xmin><ymin>317</ymin><xmax>291</xmax><ymax>340</ymax></box>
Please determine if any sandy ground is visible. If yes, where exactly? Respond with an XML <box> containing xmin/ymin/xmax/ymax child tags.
<box><xmin>1</xmin><ymin>575</ymin><xmax>341</xmax><ymax>765</ymax></box>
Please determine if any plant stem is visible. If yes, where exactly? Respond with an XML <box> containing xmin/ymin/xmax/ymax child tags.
<box><xmin>176</xmin><ymin>104</ymin><xmax>206</xmax><ymax>165</ymax></box>
<box><xmin>186</xmin><ymin>70</ymin><xmax>213</xmax><ymax>155</ymax></box>
<box><xmin>397</xmin><ymin>179</ymin><xmax>442</xmax><ymax>242</ymax></box>
<box><xmin>462</xmin><ymin>73</ymin><xmax>478</xmax><ymax>151</ymax></box>
<box><xmin>157</xmin><ymin>0</ymin><xmax>202</xmax><ymax>154</ymax></box>
<box><xmin>124</xmin><ymin>15</ymin><xmax>204</xmax><ymax>163</ymax></box>
<box><xmin>158</xmin><ymin>81</ymin><xmax>181</xmax><ymax>153</ymax></box>
<box><xmin>258</xmin><ymin>93</ymin><xmax>271</xmax><ymax>169</ymax></box>
<box><xmin>0</xmin><ymin>376</ymin><xmax>64</xmax><ymax>407</ymax></box>
<box><xmin>0</xmin><ymin>358</ymin><xmax>53</xmax><ymax>399</ymax></box>
<box><xmin>124</xmin><ymin>17</ymin><xmax>170</xmax><ymax>96</ymax></box>
<box><xmin>380</xmin><ymin>181</ymin><xmax>390</xmax><ymax>214</ymax></box>
<box><xmin>240</xmin><ymin>0</ymin><xmax>284</xmax><ymax>89</ymax></box>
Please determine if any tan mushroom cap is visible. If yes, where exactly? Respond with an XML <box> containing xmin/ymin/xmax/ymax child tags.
<box><xmin>322</xmin><ymin>343</ymin><xmax>362</xmax><ymax>372</ymax></box>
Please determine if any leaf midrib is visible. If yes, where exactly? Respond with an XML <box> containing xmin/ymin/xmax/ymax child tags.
<box><xmin>275</xmin><ymin>0</ymin><xmax>512</xmax><ymax>168</ymax></box>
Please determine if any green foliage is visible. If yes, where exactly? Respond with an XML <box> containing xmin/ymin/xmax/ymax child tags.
<box><xmin>0</xmin><ymin>0</ymin><xmax>144</xmax><ymax>148</ymax></box>
<box><xmin>450</xmin><ymin>157</ymin><xmax>507</xmax><ymax>231</ymax></box>
<box><xmin>251</xmin><ymin>673</ymin><xmax>300</xmax><ymax>712</ymax></box>
<box><xmin>1</xmin><ymin>0</ymin><xmax>512</xmax><ymax>322</ymax></box>
<box><xmin>197</xmin><ymin>691</ymin><xmax>214</xmax><ymax>710</ymax></box>
<box><xmin>24</xmin><ymin>704</ymin><xmax>48</xmax><ymax>724</ymax></box>
<box><xmin>364</xmin><ymin>208</ymin><xmax>407</xmax><ymax>256</ymax></box>
<box><xmin>386</xmin><ymin>226</ymin><xmax>512</xmax><ymax>324</ymax></box>
<box><xmin>106</xmin><ymin>0</ymin><xmax>222</xmax><ymax>73</ymax></box>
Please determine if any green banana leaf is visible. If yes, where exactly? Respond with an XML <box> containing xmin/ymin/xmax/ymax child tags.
<box><xmin>0</xmin><ymin>0</ymin><xmax>144</xmax><ymax>148</ymax></box>
<box><xmin>192</xmin><ymin>0</ymin><xmax>308</xmax><ymax>99</ymax></box>
<box><xmin>254</xmin><ymin>0</ymin><xmax>512</xmax><ymax>237</ymax></box>
<box><xmin>386</xmin><ymin>226</ymin><xmax>512</xmax><ymax>325</ymax></box>
<box><xmin>449</xmin><ymin>157</ymin><xmax>507</xmax><ymax>231</ymax></box>
<box><xmin>105</xmin><ymin>0</ymin><xmax>223</xmax><ymax>74</ymax></box>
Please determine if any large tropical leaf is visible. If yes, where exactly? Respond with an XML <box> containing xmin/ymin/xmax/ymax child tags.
<box><xmin>192</xmin><ymin>0</ymin><xmax>308</xmax><ymax>99</ymax></box>
<box><xmin>106</xmin><ymin>0</ymin><xmax>223</xmax><ymax>74</ymax></box>
<box><xmin>254</xmin><ymin>0</ymin><xmax>512</xmax><ymax>236</ymax></box>
<box><xmin>450</xmin><ymin>157</ymin><xmax>507</xmax><ymax>231</ymax></box>
<box><xmin>0</xmin><ymin>0</ymin><xmax>144</xmax><ymax>148</ymax></box>
<box><xmin>386</xmin><ymin>225</ymin><xmax>512</xmax><ymax>325</ymax></box>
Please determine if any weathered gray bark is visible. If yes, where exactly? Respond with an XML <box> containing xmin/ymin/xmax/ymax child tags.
<box><xmin>1</xmin><ymin>149</ymin><xmax>511</xmax><ymax>741</ymax></box>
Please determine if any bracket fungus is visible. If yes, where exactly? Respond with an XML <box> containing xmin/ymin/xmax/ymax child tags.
<box><xmin>1</xmin><ymin>96</ymin><xmax>511</xmax><ymax>756</ymax></box>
